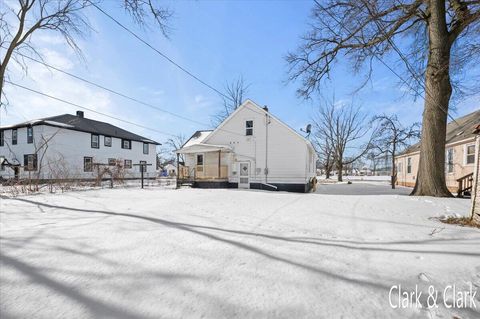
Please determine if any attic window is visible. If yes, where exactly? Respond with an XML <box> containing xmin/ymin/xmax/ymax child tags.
<box><xmin>246</xmin><ymin>120</ymin><xmax>253</xmax><ymax>136</ymax></box>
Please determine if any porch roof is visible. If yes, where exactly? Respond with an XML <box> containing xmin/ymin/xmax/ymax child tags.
<box><xmin>176</xmin><ymin>143</ymin><xmax>232</xmax><ymax>154</ymax></box>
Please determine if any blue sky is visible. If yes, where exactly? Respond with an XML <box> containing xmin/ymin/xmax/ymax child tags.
<box><xmin>2</xmin><ymin>0</ymin><xmax>479</xmax><ymax>148</ymax></box>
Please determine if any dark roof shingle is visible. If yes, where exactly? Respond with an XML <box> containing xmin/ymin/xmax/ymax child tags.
<box><xmin>0</xmin><ymin>113</ymin><xmax>160</xmax><ymax>145</ymax></box>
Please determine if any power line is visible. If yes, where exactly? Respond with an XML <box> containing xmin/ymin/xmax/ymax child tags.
<box><xmin>5</xmin><ymin>80</ymin><xmax>177</xmax><ymax>138</ymax></box>
<box><xmin>6</xmin><ymin>49</ymin><xmax>273</xmax><ymax>140</ymax></box>
<box><xmin>12</xmin><ymin>50</ymin><xmax>207</xmax><ymax>127</ymax></box>
<box><xmin>360</xmin><ymin>0</ymin><xmax>457</xmax><ymax>124</ymax></box>
<box><xmin>87</xmin><ymin>0</ymin><xmax>232</xmax><ymax>102</ymax></box>
<box><xmin>313</xmin><ymin>0</ymin><xmax>458</xmax><ymax>124</ymax></box>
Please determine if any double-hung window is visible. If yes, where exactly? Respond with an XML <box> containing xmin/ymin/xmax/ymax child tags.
<box><xmin>466</xmin><ymin>144</ymin><xmax>475</xmax><ymax>165</ymax></box>
<box><xmin>407</xmin><ymin>157</ymin><xmax>412</xmax><ymax>174</ymax></box>
<box><xmin>0</xmin><ymin>130</ymin><xmax>4</xmax><ymax>147</ymax></box>
<box><xmin>104</xmin><ymin>136</ymin><xmax>112</xmax><ymax>147</ymax></box>
<box><xmin>27</xmin><ymin>127</ymin><xmax>33</xmax><ymax>144</ymax></box>
<box><xmin>446</xmin><ymin>148</ymin><xmax>454</xmax><ymax>173</ymax></box>
<box><xmin>124</xmin><ymin>159</ymin><xmax>132</xmax><ymax>169</ymax></box>
<box><xmin>246</xmin><ymin>120</ymin><xmax>253</xmax><ymax>136</ymax></box>
<box><xmin>143</xmin><ymin>142</ymin><xmax>149</xmax><ymax>154</ymax></box>
<box><xmin>91</xmin><ymin>134</ymin><xmax>99</xmax><ymax>149</ymax></box>
<box><xmin>122</xmin><ymin>139</ymin><xmax>131</xmax><ymax>149</ymax></box>
<box><xmin>12</xmin><ymin>129</ymin><xmax>17</xmax><ymax>145</ymax></box>
<box><xmin>140</xmin><ymin>160</ymin><xmax>147</xmax><ymax>172</ymax></box>
<box><xmin>23</xmin><ymin>154</ymin><xmax>37</xmax><ymax>171</ymax></box>
<box><xmin>84</xmin><ymin>157</ymin><xmax>93</xmax><ymax>172</ymax></box>
<box><xmin>108</xmin><ymin>158</ymin><xmax>116</xmax><ymax>166</ymax></box>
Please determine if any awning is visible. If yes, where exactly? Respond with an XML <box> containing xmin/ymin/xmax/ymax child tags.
<box><xmin>176</xmin><ymin>143</ymin><xmax>232</xmax><ymax>154</ymax></box>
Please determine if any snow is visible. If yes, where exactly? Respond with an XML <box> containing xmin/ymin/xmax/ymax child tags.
<box><xmin>43</xmin><ymin>120</ymin><xmax>75</xmax><ymax>128</ymax></box>
<box><xmin>182</xmin><ymin>130</ymin><xmax>212</xmax><ymax>148</ymax></box>
<box><xmin>1</xmin><ymin>185</ymin><xmax>479</xmax><ymax>318</ymax></box>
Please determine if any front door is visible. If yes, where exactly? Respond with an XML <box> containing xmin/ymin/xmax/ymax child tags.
<box><xmin>238</xmin><ymin>162</ymin><xmax>250</xmax><ymax>189</ymax></box>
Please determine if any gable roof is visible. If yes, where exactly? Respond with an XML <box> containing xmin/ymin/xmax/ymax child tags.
<box><xmin>399</xmin><ymin>109</ymin><xmax>480</xmax><ymax>156</ymax></box>
<box><xmin>0</xmin><ymin>113</ymin><xmax>160</xmax><ymax>145</ymax></box>
<box><xmin>181</xmin><ymin>130</ymin><xmax>213</xmax><ymax>148</ymax></box>
<box><xmin>203</xmin><ymin>99</ymin><xmax>315</xmax><ymax>151</ymax></box>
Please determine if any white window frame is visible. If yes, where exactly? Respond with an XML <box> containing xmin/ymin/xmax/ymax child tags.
<box><xmin>465</xmin><ymin>143</ymin><xmax>475</xmax><ymax>165</ymax></box>
<box><xmin>91</xmin><ymin>134</ymin><xmax>99</xmax><ymax>149</ymax></box>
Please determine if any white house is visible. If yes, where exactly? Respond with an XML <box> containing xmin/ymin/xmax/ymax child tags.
<box><xmin>177</xmin><ymin>100</ymin><xmax>317</xmax><ymax>192</ymax></box>
<box><xmin>0</xmin><ymin>111</ymin><xmax>159</xmax><ymax>180</ymax></box>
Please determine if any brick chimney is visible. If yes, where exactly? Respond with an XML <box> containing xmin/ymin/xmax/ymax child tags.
<box><xmin>76</xmin><ymin>111</ymin><xmax>84</xmax><ymax>118</ymax></box>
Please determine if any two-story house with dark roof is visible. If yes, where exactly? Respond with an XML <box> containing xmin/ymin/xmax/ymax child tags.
<box><xmin>0</xmin><ymin>111</ymin><xmax>159</xmax><ymax>180</ymax></box>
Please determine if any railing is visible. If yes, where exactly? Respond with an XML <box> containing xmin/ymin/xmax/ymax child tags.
<box><xmin>457</xmin><ymin>172</ymin><xmax>474</xmax><ymax>198</ymax></box>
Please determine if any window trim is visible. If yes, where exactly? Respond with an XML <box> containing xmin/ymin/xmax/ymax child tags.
<box><xmin>84</xmin><ymin>157</ymin><xmax>93</xmax><ymax>172</ymax></box>
<box><xmin>465</xmin><ymin>143</ymin><xmax>475</xmax><ymax>165</ymax></box>
<box><xmin>143</xmin><ymin>142</ymin><xmax>149</xmax><ymax>154</ymax></box>
<box><xmin>121</xmin><ymin>139</ymin><xmax>132</xmax><ymax>150</ymax></box>
<box><xmin>140</xmin><ymin>160</ymin><xmax>147</xmax><ymax>173</ymax></box>
<box><xmin>23</xmin><ymin>154</ymin><xmax>38</xmax><ymax>171</ymax></box>
<box><xmin>245</xmin><ymin>120</ymin><xmax>254</xmax><ymax>136</ymax></box>
<box><xmin>12</xmin><ymin>129</ymin><xmax>17</xmax><ymax>145</ymax></box>
<box><xmin>104</xmin><ymin>136</ymin><xmax>112</xmax><ymax>147</ymax></box>
<box><xmin>27</xmin><ymin>126</ymin><xmax>33</xmax><ymax>144</ymax></box>
<box><xmin>91</xmin><ymin>134</ymin><xmax>100</xmax><ymax>149</ymax></box>
<box><xmin>196</xmin><ymin>153</ymin><xmax>204</xmax><ymax>172</ymax></box>
<box><xmin>446</xmin><ymin>148</ymin><xmax>454</xmax><ymax>173</ymax></box>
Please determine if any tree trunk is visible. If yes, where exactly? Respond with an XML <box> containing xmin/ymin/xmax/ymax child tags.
<box><xmin>337</xmin><ymin>162</ymin><xmax>343</xmax><ymax>182</ymax></box>
<box><xmin>411</xmin><ymin>0</ymin><xmax>453</xmax><ymax>197</ymax></box>
<box><xmin>391</xmin><ymin>154</ymin><xmax>396</xmax><ymax>189</ymax></box>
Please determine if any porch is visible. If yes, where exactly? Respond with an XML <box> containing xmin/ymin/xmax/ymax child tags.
<box><xmin>176</xmin><ymin>143</ymin><xmax>232</xmax><ymax>186</ymax></box>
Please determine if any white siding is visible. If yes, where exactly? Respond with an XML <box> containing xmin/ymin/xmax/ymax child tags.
<box><xmin>204</xmin><ymin>101</ymin><xmax>315</xmax><ymax>185</ymax></box>
<box><xmin>0</xmin><ymin>125</ymin><xmax>157</xmax><ymax>179</ymax></box>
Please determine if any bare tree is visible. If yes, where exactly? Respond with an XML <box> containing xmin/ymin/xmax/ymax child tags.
<box><xmin>165</xmin><ymin>133</ymin><xmax>186</xmax><ymax>163</ymax></box>
<box><xmin>0</xmin><ymin>0</ymin><xmax>173</xmax><ymax>106</ymax></box>
<box><xmin>287</xmin><ymin>0</ymin><xmax>480</xmax><ymax>197</ymax></box>
<box><xmin>212</xmin><ymin>76</ymin><xmax>249</xmax><ymax>126</ymax></box>
<box><xmin>313</xmin><ymin>99</ymin><xmax>373</xmax><ymax>181</ymax></box>
<box><xmin>371</xmin><ymin>114</ymin><xmax>420</xmax><ymax>188</ymax></box>
<box><xmin>311</xmin><ymin>129</ymin><xmax>335</xmax><ymax>179</ymax></box>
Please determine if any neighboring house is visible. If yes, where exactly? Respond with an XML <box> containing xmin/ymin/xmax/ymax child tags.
<box><xmin>160</xmin><ymin>163</ymin><xmax>177</xmax><ymax>177</ymax></box>
<box><xmin>0</xmin><ymin>111</ymin><xmax>159</xmax><ymax>180</ymax></box>
<box><xmin>395</xmin><ymin>109</ymin><xmax>480</xmax><ymax>194</ymax></box>
<box><xmin>176</xmin><ymin>100</ymin><xmax>317</xmax><ymax>192</ymax></box>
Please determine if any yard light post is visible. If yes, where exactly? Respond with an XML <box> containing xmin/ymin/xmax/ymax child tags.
<box><xmin>133</xmin><ymin>162</ymin><xmax>152</xmax><ymax>189</ymax></box>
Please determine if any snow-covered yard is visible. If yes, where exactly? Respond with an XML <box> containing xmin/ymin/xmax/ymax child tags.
<box><xmin>1</xmin><ymin>185</ymin><xmax>479</xmax><ymax>318</ymax></box>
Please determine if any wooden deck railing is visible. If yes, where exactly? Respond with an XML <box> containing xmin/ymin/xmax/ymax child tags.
<box><xmin>457</xmin><ymin>172</ymin><xmax>474</xmax><ymax>198</ymax></box>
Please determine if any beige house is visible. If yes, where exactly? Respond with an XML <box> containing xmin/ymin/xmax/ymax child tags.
<box><xmin>395</xmin><ymin>110</ymin><xmax>480</xmax><ymax>195</ymax></box>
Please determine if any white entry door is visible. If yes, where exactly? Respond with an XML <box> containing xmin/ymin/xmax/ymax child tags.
<box><xmin>238</xmin><ymin>162</ymin><xmax>250</xmax><ymax>189</ymax></box>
